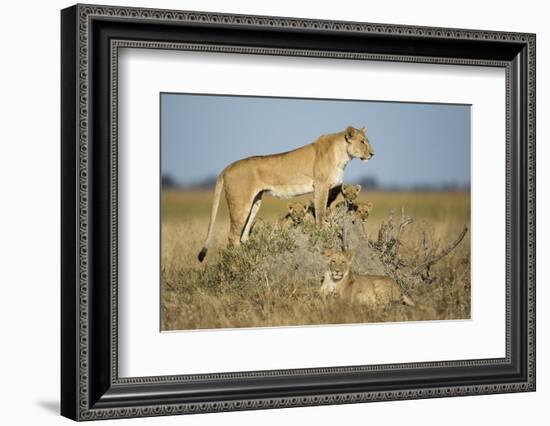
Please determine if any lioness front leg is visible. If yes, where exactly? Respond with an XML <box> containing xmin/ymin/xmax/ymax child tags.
<box><xmin>314</xmin><ymin>184</ymin><xmax>330</xmax><ymax>228</ymax></box>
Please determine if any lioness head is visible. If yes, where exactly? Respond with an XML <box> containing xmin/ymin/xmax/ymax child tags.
<box><xmin>324</xmin><ymin>249</ymin><xmax>354</xmax><ymax>282</ymax></box>
<box><xmin>288</xmin><ymin>202</ymin><xmax>309</xmax><ymax>224</ymax></box>
<box><xmin>344</xmin><ymin>126</ymin><xmax>374</xmax><ymax>162</ymax></box>
<box><xmin>355</xmin><ymin>201</ymin><xmax>374</xmax><ymax>221</ymax></box>
<box><xmin>341</xmin><ymin>184</ymin><xmax>361</xmax><ymax>202</ymax></box>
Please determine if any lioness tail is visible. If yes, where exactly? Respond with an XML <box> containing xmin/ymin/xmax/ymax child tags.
<box><xmin>198</xmin><ymin>173</ymin><xmax>224</xmax><ymax>262</ymax></box>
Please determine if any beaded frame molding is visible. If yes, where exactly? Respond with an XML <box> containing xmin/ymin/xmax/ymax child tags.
<box><xmin>61</xmin><ymin>4</ymin><xmax>536</xmax><ymax>421</ymax></box>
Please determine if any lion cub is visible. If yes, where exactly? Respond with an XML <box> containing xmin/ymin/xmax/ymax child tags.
<box><xmin>279</xmin><ymin>202</ymin><xmax>314</xmax><ymax>228</ymax></box>
<box><xmin>335</xmin><ymin>184</ymin><xmax>361</xmax><ymax>210</ymax></box>
<box><xmin>353</xmin><ymin>201</ymin><xmax>374</xmax><ymax>225</ymax></box>
<box><xmin>320</xmin><ymin>249</ymin><xmax>414</xmax><ymax>307</ymax></box>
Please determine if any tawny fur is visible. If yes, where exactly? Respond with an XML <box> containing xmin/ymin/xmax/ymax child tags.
<box><xmin>354</xmin><ymin>201</ymin><xmax>374</xmax><ymax>220</ymax></box>
<box><xmin>353</xmin><ymin>201</ymin><xmax>374</xmax><ymax>232</ymax></box>
<box><xmin>320</xmin><ymin>249</ymin><xmax>414</xmax><ymax>307</ymax></box>
<box><xmin>335</xmin><ymin>184</ymin><xmax>362</xmax><ymax>210</ymax></box>
<box><xmin>198</xmin><ymin>126</ymin><xmax>374</xmax><ymax>261</ymax></box>
<box><xmin>279</xmin><ymin>202</ymin><xmax>315</xmax><ymax>228</ymax></box>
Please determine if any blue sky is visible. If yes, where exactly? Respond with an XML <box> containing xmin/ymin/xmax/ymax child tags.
<box><xmin>161</xmin><ymin>93</ymin><xmax>470</xmax><ymax>188</ymax></box>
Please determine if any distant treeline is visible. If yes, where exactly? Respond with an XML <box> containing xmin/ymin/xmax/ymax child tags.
<box><xmin>161</xmin><ymin>174</ymin><xmax>470</xmax><ymax>192</ymax></box>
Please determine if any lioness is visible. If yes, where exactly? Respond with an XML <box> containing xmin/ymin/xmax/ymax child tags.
<box><xmin>198</xmin><ymin>126</ymin><xmax>374</xmax><ymax>261</ymax></box>
<box><xmin>279</xmin><ymin>202</ymin><xmax>315</xmax><ymax>228</ymax></box>
<box><xmin>320</xmin><ymin>249</ymin><xmax>414</xmax><ymax>307</ymax></box>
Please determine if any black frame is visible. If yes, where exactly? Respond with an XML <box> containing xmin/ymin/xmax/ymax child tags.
<box><xmin>61</xmin><ymin>4</ymin><xmax>536</xmax><ymax>421</ymax></box>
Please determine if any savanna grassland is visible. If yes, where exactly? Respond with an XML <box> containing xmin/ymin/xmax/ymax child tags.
<box><xmin>161</xmin><ymin>190</ymin><xmax>470</xmax><ymax>331</ymax></box>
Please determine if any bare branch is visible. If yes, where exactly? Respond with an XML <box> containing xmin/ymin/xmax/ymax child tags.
<box><xmin>341</xmin><ymin>215</ymin><xmax>351</xmax><ymax>252</ymax></box>
<box><xmin>422</xmin><ymin>229</ymin><xmax>430</xmax><ymax>259</ymax></box>
<box><xmin>412</xmin><ymin>226</ymin><xmax>468</xmax><ymax>275</ymax></box>
<box><xmin>387</xmin><ymin>209</ymin><xmax>395</xmax><ymax>242</ymax></box>
<box><xmin>375</xmin><ymin>221</ymin><xmax>387</xmax><ymax>249</ymax></box>
<box><xmin>393</xmin><ymin>207</ymin><xmax>413</xmax><ymax>256</ymax></box>
<box><xmin>399</xmin><ymin>223</ymin><xmax>413</xmax><ymax>239</ymax></box>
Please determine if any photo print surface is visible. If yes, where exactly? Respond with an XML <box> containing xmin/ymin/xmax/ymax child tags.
<box><xmin>160</xmin><ymin>93</ymin><xmax>471</xmax><ymax>331</ymax></box>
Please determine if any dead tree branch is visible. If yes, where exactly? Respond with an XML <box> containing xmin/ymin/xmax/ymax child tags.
<box><xmin>341</xmin><ymin>215</ymin><xmax>351</xmax><ymax>252</ymax></box>
<box><xmin>392</xmin><ymin>207</ymin><xmax>413</xmax><ymax>256</ymax></box>
<box><xmin>412</xmin><ymin>226</ymin><xmax>468</xmax><ymax>275</ymax></box>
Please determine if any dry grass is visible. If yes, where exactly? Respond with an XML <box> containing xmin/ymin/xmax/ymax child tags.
<box><xmin>161</xmin><ymin>190</ymin><xmax>470</xmax><ymax>330</ymax></box>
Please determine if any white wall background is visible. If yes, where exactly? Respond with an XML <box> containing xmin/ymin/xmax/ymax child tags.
<box><xmin>0</xmin><ymin>0</ymin><xmax>546</xmax><ymax>424</ymax></box>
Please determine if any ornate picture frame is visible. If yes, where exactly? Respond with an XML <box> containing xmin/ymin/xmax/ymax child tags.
<box><xmin>61</xmin><ymin>4</ymin><xmax>535</xmax><ymax>421</ymax></box>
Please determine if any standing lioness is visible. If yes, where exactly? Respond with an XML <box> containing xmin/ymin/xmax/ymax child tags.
<box><xmin>198</xmin><ymin>126</ymin><xmax>374</xmax><ymax>261</ymax></box>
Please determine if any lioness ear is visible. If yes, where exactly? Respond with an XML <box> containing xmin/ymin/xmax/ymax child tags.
<box><xmin>360</xmin><ymin>126</ymin><xmax>366</xmax><ymax>133</ymax></box>
<box><xmin>355</xmin><ymin>184</ymin><xmax>362</xmax><ymax>193</ymax></box>
<box><xmin>324</xmin><ymin>248</ymin><xmax>334</xmax><ymax>258</ymax></box>
<box><xmin>345</xmin><ymin>250</ymin><xmax>355</xmax><ymax>261</ymax></box>
<box><xmin>344</xmin><ymin>126</ymin><xmax>355</xmax><ymax>141</ymax></box>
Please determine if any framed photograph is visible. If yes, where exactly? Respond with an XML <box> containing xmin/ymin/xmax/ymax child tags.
<box><xmin>61</xmin><ymin>4</ymin><xmax>536</xmax><ymax>421</ymax></box>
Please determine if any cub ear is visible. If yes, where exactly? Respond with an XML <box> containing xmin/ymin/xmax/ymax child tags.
<box><xmin>303</xmin><ymin>204</ymin><xmax>309</xmax><ymax>212</ymax></box>
<box><xmin>360</xmin><ymin>126</ymin><xmax>366</xmax><ymax>133</ymax></box>
<box><xmin>288</xmin><ymin>204</ymin><xmax>294</xmax><ymax>212</ymax></box>
<box><xmin>344</xmin><ymin>250</ymin><xmax>355</xmax><ymax>261</ymax></box>
<box><xmin>344</xmin><ymin>126</ymin><xmax>356</xmax><ymax>141</ymax></box>
<box><xmin>324</xmin><ymin>248</ymin><xmax>334</xmax><ymax>258</ymax></box>
<box><xmin>355</xmin><ymin>184</ymin><xmax>362</xmax><ymax>193</ymax></box>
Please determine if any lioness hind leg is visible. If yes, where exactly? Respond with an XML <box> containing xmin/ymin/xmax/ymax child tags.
<box><xmin>241</xmin><ymin>193</ymin><xmax>263</xmax><ymax>242</ymax></box>
<box><xmin>227</xmin><ymin>219</ymin><xmax>245</xmax><ymax>246</ymax></box>
<box><xmin>226</xmin><ymin>192</ymin><xmax>257</xmax><ymax>246</ymax></box>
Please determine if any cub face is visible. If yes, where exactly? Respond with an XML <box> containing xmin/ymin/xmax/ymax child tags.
<box><xmin>287</xmin><ymin>202</ymin><xmax>310</xmax><ymax>224</ymax></box>
<box><xmin>344</xmin><ymin>126</ymin><xmax>374</xmax><ymax>163</ymax></box>
<box><xmin>355</xmin><ymin>201</ymin><xmax>374</xmax><ymax>222</ymax></box>
<box><xmin>324</xmin><ymin>249</ymin><xmax>354</xmax><ymax>282</ymax></box>
<box><xmin>341</xmin><ymin>184</ymin><xmax>361</xmax><ymax>203</ymax></box>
